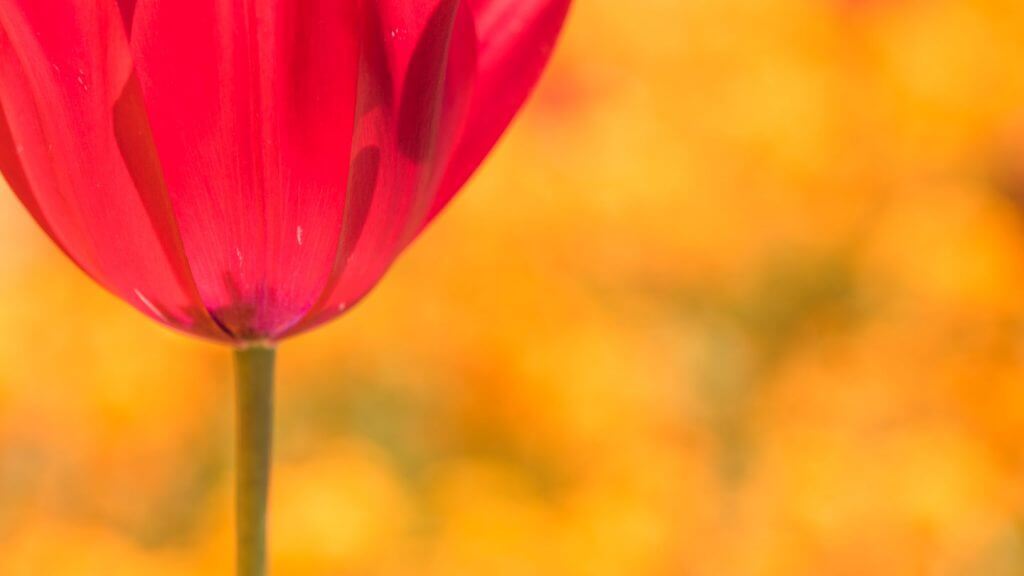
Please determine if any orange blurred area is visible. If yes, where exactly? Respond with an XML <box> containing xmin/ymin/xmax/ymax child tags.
<box><xmin>6</xmin><ymin>0</ymin><xmax>1024</xmax><ymax>574</ymax></box>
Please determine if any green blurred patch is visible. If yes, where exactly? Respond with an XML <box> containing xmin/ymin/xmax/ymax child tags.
<box><xmin>278</xmin><ymin>368</ymin><xmax>567</xmax><ymax>537</ymax></box>
<box><xmin>673</xmin><ymin>251</ymin><xmax>864</xmax><ymax>482</ymax></box>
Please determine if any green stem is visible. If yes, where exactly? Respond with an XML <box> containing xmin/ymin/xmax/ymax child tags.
<box><xmin>234</xmin><ymin>345</ymin><xmax>276</xmax><ymax>576</ymax></box>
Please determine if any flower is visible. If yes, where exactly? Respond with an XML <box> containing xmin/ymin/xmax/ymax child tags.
<box><xmin>0</xmin><ymin>0</ymin><xmax>571</xmax><ymax>343</ymax></box>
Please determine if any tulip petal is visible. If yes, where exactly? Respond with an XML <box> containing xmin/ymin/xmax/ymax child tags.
<box><xmin>430</xmin><ymin>0</ymin><xmax>571</xmax><ymax>220</ymax></box>
<box><xmin>285</xmin><ymin>0</ymin><xmax>478</xmax><ymax>336</ymax></box>
<box><xmin>294</xmin><ymin>0</ymin><xmax>568</xmax><ymax>336</ymax></box>
<box><xmin>129</xmin><ymin>0</ymin><xmax>362</xmax><ymax>338</ymax></box>
<box><xmin>116</xmin><ymin>0</ymin><xmax>138</xmax><ymax>35</ymax></box>
<box><xmin>0</xmin><ymin>0</ymin><xmax>227</xmax><ymax>339</ymax></box>
<box><xmin>0</xmin><ymin>0</ymin><xmax>570</xmax><ymax>343</ymax></box>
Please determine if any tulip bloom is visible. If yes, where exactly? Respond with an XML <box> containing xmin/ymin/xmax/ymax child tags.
<box><xmin>0</xmin><ymin>1</ymin><xmax>571</xmax><ymax>574</ymax></box>
<box><xmin>0</xmin><ymin>0</ymin><xmax>569</xmax><ymax>342</ymax></box>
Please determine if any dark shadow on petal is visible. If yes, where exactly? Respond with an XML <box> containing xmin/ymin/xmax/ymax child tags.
<box><xmin>117</xmin><ymin>0</ymin><xmax>138</xmax><ymax>37</ymax></box>
<box><xmin>357</xmin><ymin>0</ymin><xmax>395</xmax><ymax>115</ymax></box>
<box><xmin>277</xmin><ymin>144</ymin><xmax>381</xmax><ymax>340</ymax></box>
<box><xmin>112</xmin><ymin>72</ymin><xmax>191</xmax><ymax>291</ymax></box>
<box><xmin>113</xmin><ymin>74</ymin><xmax>174</xmax><ymax>229</ymax></box>
<box><xmin>341</xmin><ymin>146</ymin><xmax>381</xmax><ymax>253</ymax></box>
<box><xmin>210</xmin><ymin>272</ymin><xmax>257</xmax><ymax>341</ymax></box>
<box><xmin>0</xmin><ymin>99</ymin><xmax>55</xmax><ymax>236</ymax></box>
<box><xmin>312</xmin><ymin>145</ymin><xmax>380</xmax><ymax>301</ymax></box>
<box><xmin>113</xmin><ymin>71</ymin><xmax>230</xmax><ymax>339</ymax></box>
<box><xmin>397</xmin><ymin>0</ymin><xmax>460</xmax><ymax>161</ymax></box>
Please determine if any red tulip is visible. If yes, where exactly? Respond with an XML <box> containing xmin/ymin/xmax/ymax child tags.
<box><xmin>0</xmin><ymin>0</ymin><xmax>571</xmax><ymax>343</ymax></box>
<box><xmin>0</xmin><ymin>3</ymin><xmax>571</xmax><ymax>574</ymax></box>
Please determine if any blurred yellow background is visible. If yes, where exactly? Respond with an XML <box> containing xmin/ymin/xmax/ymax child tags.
<box><xmin>5</xmin><ymin>0</ymin><xmax>1024</xmax><ymax>574</ymax></box>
